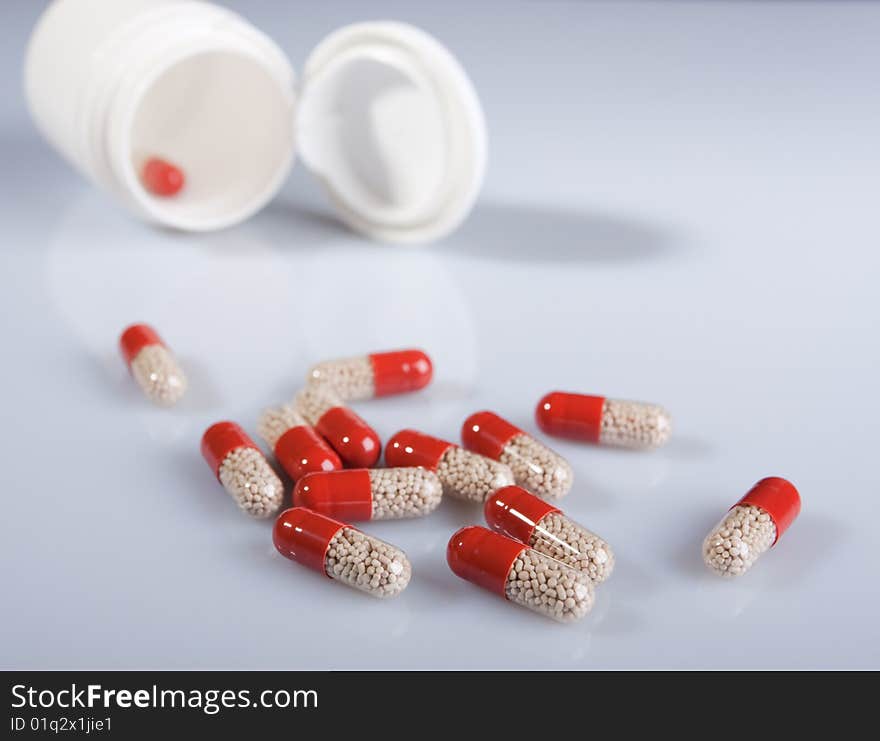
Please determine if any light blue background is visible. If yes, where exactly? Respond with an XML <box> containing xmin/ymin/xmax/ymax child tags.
<box><xmin>1</xmin><ymin>1</ymin><xmax>878</xmax><ymax>669</ymax></box>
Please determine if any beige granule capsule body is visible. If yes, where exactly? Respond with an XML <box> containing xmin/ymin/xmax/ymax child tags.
<box><xmin>293</xmin><ymin>467</ymin><xmax>442</xmax><ymax>520</ymax></box>
<box><xmin>325</xmin><ymin>527</ymin><xmax>412</xmax><ymax>598</ymax></box>
<box><xmin>436</xmin><ymin>446</ymin><xmax>515</xmax><ymax>503</ymax></box>
<box><xmin>506</xmin><ymin>548</ymin><xmax>594</xmax><ymax>622</ymax></box>
<box><xmin>295</xmin><ymin>385</ymin><xmax>339</xmax><ymax>423</ymax></box>
<box><xmin>368</xmin><ymin>468</ymin><xmax>442</xmax><ymax>519</ymax></box>
<box><xmin>308</xmin><ymin>355</ymin><xmax>375</xmax><ymax>400</ymax></box>
<box><xmin>448</xmin><ymin>526</ymin><xmax>594</xmax><ymax>623</ymax></box>
<box><xmin>120</xmin><ymin>324</ymin><xmax>186</xmax><ymax>406</ymax></box>
<box><xmin>201</xmin><ymin>422</ymin><xmax>283</xmax><ymax>519</ymax></box>
<box><xmin>130</xmin><ymin>345</ymin><xmax>187</xmax><ymax>406</ymax></box>
<box><xmin>702</xmin><ymin>505</ymin><xmax>776</xmax><ymax>577</ymax></box>
<box><xmin>599</xmin><ymin>399</ymin><xmax>671</xmax><ymax>449</ymax></box>
<box><xmin>529</xmin><ymin>512</ymin><xmax>614</xmax><ymax>584</ymax></box>
<box><xmin>217</xmin><ymin>447</ymin><xmax>284</xmax><ymax>519</ymax></box>
<box><xmin>500</xmin><ymin>435</ymin><xmax>573</xmax><ymax>500</ymax></box>
<box><xmin>274</xmin><ymin>508</ymin><xmax>411</xmax><ymax>599</ymax></box>
<box><xmin>702</xmin><ymin>477</ymin><xmax>801</xmax><ymax>578</ymax></box>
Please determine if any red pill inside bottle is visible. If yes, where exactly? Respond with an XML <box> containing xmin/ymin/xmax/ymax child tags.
<box><xmin>141</xmin><ymin>157</ymin><xmax>185</xmax><ymax>197</ymax></box>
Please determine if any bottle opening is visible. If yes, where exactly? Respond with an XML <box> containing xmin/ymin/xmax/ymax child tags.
<box><xmin>126</xmin><ymin>49</ymin><xmax>294</xmax><ymax>231</ymax></box>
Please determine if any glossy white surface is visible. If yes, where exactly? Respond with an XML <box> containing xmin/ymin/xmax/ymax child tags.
<box><xmin>2</xmin><ymin>0</ymin><xmax>878</xmax><ymax>669</ymax></box>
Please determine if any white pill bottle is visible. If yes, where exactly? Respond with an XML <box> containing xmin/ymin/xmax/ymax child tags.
<box><xmin>24</xmin><ymin>0</ymin><xmax>486</xmax><ymax>242</ymax></box>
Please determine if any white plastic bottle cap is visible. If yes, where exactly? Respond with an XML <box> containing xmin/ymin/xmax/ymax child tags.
<box><xmin>296</xmin><ymin>22</ymin><xmax>487</xmax><ymax>244</ymax></box>
<box><xmin>24</xmin><ymin>0</ymin><xmax>487</xmax><ymax>243</ymax></box>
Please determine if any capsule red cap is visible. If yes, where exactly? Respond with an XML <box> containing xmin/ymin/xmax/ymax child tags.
<box><xmin>119</xmin><ymin>323</ymin><xmax>164</xmax><ymax>366</ymax></box>
<box><xmin>201</xmin><ymin>421</ymin><xmax>259</xmax><ymax>477</ymax></box>
<box><xmin>273</xmin><ymin>507</ymin><xmax>346</xmax><ymax>575</ymax></box>
<box><xmin>735</xmin><ymin>476</ymin><xmax>801</xmax><ymax>545</ymax></box>
<box><xmin>447</xmin><ymin>526</ymin><xmax>528</xmax><ymax>597</ymax></box>
<box><xmin>274</xmin><ymin>425</ymin><xmax>342</xmax><ymax>481</ymax></box>
<box><xmin>535</xmin><ymin>391</ymin><xmax>606</xmax><ymax>443</ymax></box>
<box><xmin>314</xmin><ymin>407</ymin><xmax>381</xmax><ymax>468</ymax></box>
<box><xmin>461</xmin><ymin>411</ymin><xmax>523</xmax><ymax>459</ymax></box>
<box><xmin>369</xmin><ymin>349</ymin><xmax>433</xmax><ymax>397</ymax></box>
<box><xmin>293</xmin><ymin>469</ymin><xmax>374</xmax><ymax>521</ymax></box>
<box><xmin>385</xmin><ymin>429</ymin><xmax>453</xmax><ymax>470</ymax></box>
<box><xmin>484</xmin><ymin>485</ymin><xmax>561</xmax><ymax>544</ymax></box>
<box><xmin>142</xmin><ymin>157</ymin><xmax>185</xmax><ymax>197</ymax></box>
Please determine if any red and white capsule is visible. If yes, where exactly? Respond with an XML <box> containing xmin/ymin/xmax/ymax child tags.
<box><xmin>294</xmin><ymin>386</ymin><xmax>381</xmax><ymax>468</ymax></box>
<box><xmin>307</xmin><ymin>349</ymin><xmax>433</xmax><ymax>401</ymax></box>
<box><xmin>141</xmin><ymin>157</ymin><xmax>185</xmax><ymax>197</ymax></box>
<box><xmin>293</xmin><ymin>468</ymin><xmax>442</xmax><ymax>521</ymax></box>
<box><xmin>447</xmin><ymin>526</ymin><xmax>594</xmax><ymax>622</ymax></box>
<box><xmin>462</xmin><ymin>410</ymin><xmax>573</xmax><ymax>500</ymax></box>
<box><xmin>257</xmin><ymin>402</ymin><xmax>341</xmax><ymax>481</ymax></box>
<box><xmin>201</xmin><ymin>421</ymin><xmax>283</xmax><ymax>519</ymax></box>
<box><xmin>703</xmin><ymin>477</ymin><xmax>801</xmax><ymax>578</ymax></box>
<box><xmin>485</xmin><ymin>486</ymin><xmax>614</xmax><ymax>584</ymax></box>
<box><xmin>536</xmin><ymin>391</ymin><xmax>672</xmax><ymax>449</ymax></box>
<box><xmin>119</xmin><ymin>323</ymin><xmax>187</xmax><ymax>406</ymax></box>
<box><xmin>273</xmin><ymin>507</ymin><xmax>411</xmax><ymax>598</ymax></box>
<box><xmin>385</xmin><ymin>429</ymin><xmax>514</xmax><ymax>503</ymax></box>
